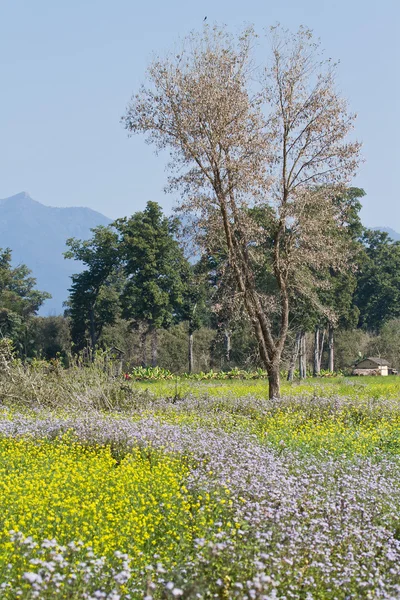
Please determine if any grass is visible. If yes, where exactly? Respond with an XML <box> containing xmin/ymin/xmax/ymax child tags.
<box><xmin>135</xmin><ymin>374</ymin><xmax>400</xmax><ymax>400</ymax></box>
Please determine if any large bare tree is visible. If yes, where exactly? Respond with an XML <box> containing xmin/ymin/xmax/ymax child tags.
<box><xmin>123</xmin><ymin>25</ymin><xmax>361</xmax><ymax>397</ymax></box>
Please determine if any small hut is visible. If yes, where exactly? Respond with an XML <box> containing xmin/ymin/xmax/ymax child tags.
<box><xmin>352</xmin><ymin>357</ymin><xmax>391</xmax><ymax>376</ymax></box>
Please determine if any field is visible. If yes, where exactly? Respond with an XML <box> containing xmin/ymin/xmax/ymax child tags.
<box><xmin>136</xmin><ymin>374</ymin><xmax>400</xmax><ymax>400</ymax></box>
<box><xmin>0</xmin><ymin>367</ymin><xmax>400</xmax><ymax>598</ymax></box>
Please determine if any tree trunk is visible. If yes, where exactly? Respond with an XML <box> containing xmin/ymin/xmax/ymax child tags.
<box><xmin>141</xmin><ymin>330</ymin><xmax>147</xmax><ymax>367</ymax></box>
<box><xmin>299</xmin><ymin>331</ymin><xmax>307</xmax><ymax>379</ymax></box>
<box><xmin>268</xmin><ymin>364</ymin><xmax>280</xmax><ymax>399</ymax></box>
<box><xmin>287</xmin><ymin>331</ymin><xmax>301</xmax><ymax>381</ymax></box>
<box><xmin>188</xmin><ymin>330</ymin><xmax>194</xmax><ymax>374</ymax></box>
<box><xmin>303</xmin><ymin>333</ymin><xmax>307</xmax><ymax>378</ymax></box>
<box><xmin>217</xmin><ymin>193</ymin><xmax>290</xmax><ymax>399</ymax></box>
<box><xmin>151</xmin><ymin>327</ymin><xmax>158</xmax><ymax>368</ymax></box>
<box><xmin>313</xmin><ymin>326</ymin><xmax>320</xmax><ymax>377</ymax></box>
<box><xmin>224</xmin><ymin>329</ymin><xmax>231</xmax><ymax>366</ymax></box>
<box><xmin>319</xmin><ymin>328</ymin><xmax>325</xmax><ymax>368</ymax></box>
<box><xmin>89</xmin><ymin>306</ymin><xmax>96</xmax><ymax>362</ymax></box>
<box><xmin>328</xmin><ymin>325</ymin><xmax>334</xmax><ymax>372</ymax></box>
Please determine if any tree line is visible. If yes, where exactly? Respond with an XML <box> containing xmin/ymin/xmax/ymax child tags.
<box><xmin>2</xmin><ymin>193</ymin><xmax>400</xmax><ymax>381</ymax></box>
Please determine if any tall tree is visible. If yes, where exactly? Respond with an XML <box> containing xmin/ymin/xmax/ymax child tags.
<box><xmin>286</xmin><ymin>187</ymin><xmax>365</xmax><ymax>376</ymax></box>
<box><xmin>64</xmin><ymin>226</ymin><xmax>121</xmax><ymax>355</ymax></box>
<box><xmin>29</xmin><ymin>316</ymin><xmax>71</xmax><ymax>362</ymax></box>
<box><xmin>123</xmin><ymin>25</ymin><xmax>361</xmax><ymax>397</ymax></box>
<box><xmin>322</xmin><ymin>188</ymin><xmax>365</xmax><ymax>371</ymax></box>
<box><xmin>115</xmin><ymin>202</ymin><xmax>187</xmax><ymax>367</ymax></box>
<box><xmin>0</xmin><ymin>248</ymin><xmax>51</xmax><ymax>354</ymax></box>
<box><xmin>178</xmin><ymin>263</ymin><xmax>210</xmax><ymax>373</ymax></box>
<box><xmin>355</xmin><ymin>230</ymin><xmax>400</xmax><ymax>331</ymax></box>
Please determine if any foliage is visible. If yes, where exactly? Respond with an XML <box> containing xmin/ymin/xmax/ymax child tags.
<box><xmin>128</xmin><ymin>366</ymin><xmax>176</xmax><ymax>381</ymax></box>
<box><xmin>355</xmin><ymin>229</ymin><xmax>400</xmax><ymax>330</ymax></box>
<box><xmin>64</xmin><ymin>226</ymin><xmax>122</xmax><ymax>353</ymax></box>
<box><xmin>331</xmin><ymin>328</ymin><xmax>371</xmax><ymax>370</ymax></box>
<box><xmin>115</xmin><ymin>202</ymin><xmax>187</xmax><ymax>333</ymax></box>
<box><xmin>157</xmin><ymin>324</ymin><xmax>215</xmax><ymax>373</ymax></box>
<box><xmin>178</xmin><ymin>264</ymin><xmax>210</xmax><ymax>335</ymax></box>
<box><xmin>0</xmin><ymin>249</ymin><xmax>51</xmax><ymax>318</ymax></box>
<box><xmin>366</xmin><ymin>318</ymin><xmax>400</xmax><ymax>369</ymax></box>
<box><xmin>28</xmin><ymin>316</ymin><xmax>71</xmax><ymax>362</ymax></box>
<box><xmin>128</xmin><ymin>366</ymin><xmax>272</xmax><ymax>381</ymax></box>
<box><xmin>0</xmin><ymin>248</ymin><xmax>50</xmax><ymax>354</ymax></box>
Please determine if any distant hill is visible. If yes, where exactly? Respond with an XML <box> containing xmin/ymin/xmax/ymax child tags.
<box><xmin>372</xmin><ymin>227</ymin><xmax>400</xmax><ymax>242</ymax></box>
<box><xmin>0</xmin><ymin>192</ymin><xmax>111</xmax><ymax>315</ymax></box>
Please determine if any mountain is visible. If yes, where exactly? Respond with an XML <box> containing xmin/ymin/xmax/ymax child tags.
<box><xmin>0</xmin><ymin>192</ymin><xmax>111</xmax><ymax>315</ymax></box>
<box><xmin>372</xmin><ymin>227</ymin><xmax>400</xmax><ymax>242</ymax></box>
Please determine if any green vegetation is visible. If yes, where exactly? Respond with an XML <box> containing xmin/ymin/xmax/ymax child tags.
<box><xmin>0</xmin><ymin>248</ymin><xmax>50</xmax><ymax>356</ymax></box>
<box><xmin>134</xmin><ymin>373</ymin><xmax>400</xmax><ymax>401</ymax></box>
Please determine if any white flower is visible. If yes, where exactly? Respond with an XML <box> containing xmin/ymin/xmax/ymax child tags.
<box><xmin>23</xmin><ymin>572</ymin><xmax>42</xmax><ymax>584</ymax></box>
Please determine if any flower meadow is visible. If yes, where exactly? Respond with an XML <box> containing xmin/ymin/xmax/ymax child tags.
<box><xmin>1</xmin><ymin>386</ymin><xmax>400</xmax><ymax>599</ymax></box>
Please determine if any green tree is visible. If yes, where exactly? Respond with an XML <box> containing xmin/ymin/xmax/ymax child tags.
<box><xmin>0</xmin><ymin>249</ymin><xmax>51</xmax><ymax>318</ymax></box>
<box><xmin>115</xmin><ymin>202</ymin><xmax>188</xmax><ymax>367</ymax></box>
<box><xmin>355</xmin><ymin>230</ymin><xmax>400</xmax><ymax>331</ymax></box>
<box><xmin>288</xmin><ymin>188</ymin><xmax>365</xmax><ymax>376</ymax></box>
<box><xmin>64</xmin><ymin>226</ymin><xmax>121</xmax><ymax>355</ymax></box>
<box><xmin>366</xmin><ymin>318</ymin><xmax>400</xmax><ymax>370</ymax></box>
<box><xmin>179</xmin><ymin>263</ymin><xmax>210</xmax><ymax>373</ymax></box>
<box><xmin>321</xmin><ymin>188</ymin><xmax>365</xmax><ymax>371</ymax></box>
<box><xmin>0</xmin><ymin>248</ymin><xmax>51</xmax><ymax>355</ymax></box>
<box><xmin>333</xmin><ymin>328</ymin><xmax>371</xmax><ymax>371</ymax></box>
<box><xmin>29</xmin><ymin>316</ymin><xmax>71</xmax><ymax>362</ymax></box>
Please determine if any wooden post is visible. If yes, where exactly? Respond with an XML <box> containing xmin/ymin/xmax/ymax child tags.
<box><xmin>288</xmin><ymin>331</ymin><xmax>301</xmax><ymax>381</ymax></box>
<box><xmin>313</xmin><ymin>326</ymin><xmax>320</xmax><ymax>377</ymax></box>
<box><xmin>188</xmin><ymin>330</ymin><xmax>194</xmax><ymax>374</ymax></box>
<box><xmin>328</xmin><ymin>325</ymin><xmax>334</xmax><ymax>372</ymax></box>
<box><xmin>224</xmin><ymin>329</ymin><xmax>231</xmax><ymax>366</ymax></box>
<box><xmin>151</xmin><ymin>328</ymin><xmax>158</xmax><ymax>368</ymax></box>
<box><xmin>299</xmin><ymin>331</ymin><xmax>307</xmax><ymax>379</ymax></box>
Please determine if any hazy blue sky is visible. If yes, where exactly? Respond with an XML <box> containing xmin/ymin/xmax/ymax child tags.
<box><xmin>0</xmin><ymin>0</ymin><xmax>399</xmax><ymax>228</ymax></box>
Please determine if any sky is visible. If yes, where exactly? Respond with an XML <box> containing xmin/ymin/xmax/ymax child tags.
<box><xmin>0</xmin><ymin>0</ymin><xmax>399</xmax><ymax>228</ymax></box>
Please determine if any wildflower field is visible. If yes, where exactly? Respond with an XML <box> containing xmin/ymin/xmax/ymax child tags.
<box><xmin>0</xmin><ymin>368</ymin><xmax>400</xmax><ymax>598</ymax></box>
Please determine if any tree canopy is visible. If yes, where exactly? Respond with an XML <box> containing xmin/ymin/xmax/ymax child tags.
<box><xmin>0</xmin><ymin>248</ymin><xmax>51</xmax><ymax>352</ymax></box>
<box><xmin>64</xmin><ymin>226</ymin><xmax>121</xmax><ymax>354</ymax></box>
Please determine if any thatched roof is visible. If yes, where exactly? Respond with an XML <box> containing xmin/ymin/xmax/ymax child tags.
<box><xmin>355</xmin><ymin>357</ymin><xmax>390</xmax><ymax>367</ymax></box>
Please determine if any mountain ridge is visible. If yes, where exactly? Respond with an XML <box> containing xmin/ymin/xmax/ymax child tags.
<box><xmin>0</xmin><ymin>192</ymin><xmax>111</xmax><ymax>315</ymax></box>
<box><xmin>372</xmin><ymin>227</ymin><xmax>400</xmax><ymax>242</ymax></box>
